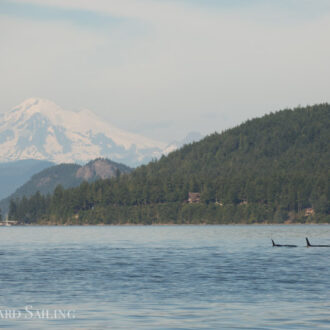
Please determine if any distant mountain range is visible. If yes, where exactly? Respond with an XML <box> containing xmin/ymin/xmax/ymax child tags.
<box><xmin>0</xmin><ymin>158</ymin><xmax>132</xmax><ymax>214</ymax></box>
<box><xmin>0</xmin><ymin>159</ymin><xmax>54</xmax><ymax>200</ymax></box>
<box><xmin>0</xmin><ymin>98</ymin><xmax>177</xmax><ymax>167</ymax></box>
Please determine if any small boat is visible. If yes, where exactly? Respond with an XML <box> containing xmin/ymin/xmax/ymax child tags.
<box><xmin>0</xmin><ymin>218</ymin><xmax>17</xmax><ymax>226</ymax></box>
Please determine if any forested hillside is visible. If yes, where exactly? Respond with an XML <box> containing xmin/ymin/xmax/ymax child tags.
<box><xmin>0</xmin><ymin>164</ymin><xmax>80</xmax><ymax>215</ymax></box>
<box><xmin>9</xmin><ymin>104</ymin><xmax>330</xmax><ymax>224</ymax></box>
<box><xmin>2</xmin><ymin>158</ymin><xmax>132</xmax><ymax>215</ymax></box>
<box><xmin>0</xmin><ymin>159</ymin><xmax>53</xmax><ymax>200</ymax></box>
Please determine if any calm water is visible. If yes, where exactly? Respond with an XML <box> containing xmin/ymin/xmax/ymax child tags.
<box><xmin>0</xmin><ymin>225</ymin><xmax>329</xmax><ymax>329</ymax></box>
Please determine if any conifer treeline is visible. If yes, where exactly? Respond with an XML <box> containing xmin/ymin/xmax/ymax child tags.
<box><xmin>9</xmin><ymin>104</ymin><xmax>330</xmax><ymax>224</ymax></box>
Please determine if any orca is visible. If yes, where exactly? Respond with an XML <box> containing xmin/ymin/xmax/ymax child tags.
<box><xmin>306</xmin><ymin>237</ymin><xmax>330</xmax><ymax>247</ymax></box>
<box><xmin>272</xmin><ymin>239</ymin><xmax>297</xmax><ymax>248</ymax></box>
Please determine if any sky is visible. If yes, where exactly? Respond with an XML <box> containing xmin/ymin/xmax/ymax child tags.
<box><xmin>1</xmin><ymin>0</ymin><xmax>330</xmax><ymax>143</ymax></box>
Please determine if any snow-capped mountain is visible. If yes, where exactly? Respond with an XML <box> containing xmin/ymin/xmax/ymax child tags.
<box><xmin>0</xmin><ymin>98</ymin><xmax>176</xmax><ymax>166</ymax></box>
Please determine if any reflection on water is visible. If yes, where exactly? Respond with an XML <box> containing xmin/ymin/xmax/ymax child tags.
<box><xmin>0</xmin><ymin>225</ymin><xmax>329</xmax><ymax>329</ymax></box>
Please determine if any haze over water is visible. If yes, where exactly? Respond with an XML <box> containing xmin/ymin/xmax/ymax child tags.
<box><xmin>0</xmin><ymin>225</ymin><xmax>329</xmax><ymax>329</ymax></box>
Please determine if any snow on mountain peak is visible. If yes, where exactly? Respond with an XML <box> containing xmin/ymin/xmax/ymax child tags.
<box><xmin>11</xmin><ymin>97</ymin><xmax>60</xmax><ymax>114</ymax></box>
<box><xmin>7</xmin><ymin>97</ymin><xmax>64</xmax><ymax>126</ymax></box>
<box><xmin>0</xmin><ymin>98</ymin><xmax>175</xmax><ymax>166</ymax></box>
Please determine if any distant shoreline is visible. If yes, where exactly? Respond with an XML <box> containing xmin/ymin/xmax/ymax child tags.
<box><xmin>4</xmin><ymin>222</ymin><xmax>328</xmax><ymax>227</ymax></box>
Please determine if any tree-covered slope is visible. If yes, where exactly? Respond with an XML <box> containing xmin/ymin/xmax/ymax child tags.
<box><xmin>9</xmin><ymin>104</ymin><xmax>330</xmax><ymax>224</ymax></box>
<box><xmin>0</xmin><ymin>159</ymin><xmax>54</xmax><ymax>200</ymax></box>
<box><xmin>2</xmin><ymin>158</ymin><xmax>132</xmax><ymax>215</ymax></box>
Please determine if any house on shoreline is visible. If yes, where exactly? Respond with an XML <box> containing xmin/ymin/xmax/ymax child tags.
<box><xmin>188</xmin><ymin>192</ymin><xmax>201</xmax><ymax>204</ymax></box>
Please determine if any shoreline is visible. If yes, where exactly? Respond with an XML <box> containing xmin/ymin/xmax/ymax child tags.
<box><xmin>4</xmin><ymin>222</ymin><xmax>328</xmax><ymax>227</ymax></box>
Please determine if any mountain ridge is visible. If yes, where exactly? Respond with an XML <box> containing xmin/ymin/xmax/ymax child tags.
<box><xmin>0</xmin><ymin>159</ymin><xmax>54</xmax><ymax>200</ymax></box>
<box><xmin>0</xmin><ymin>158</ymin><xmax>132</xmax><ymax>215</ymax></box>
<box><xmin>0</xmin><ymin>98</ymin><xmax>176</xmax><ymax>166</ymax></box>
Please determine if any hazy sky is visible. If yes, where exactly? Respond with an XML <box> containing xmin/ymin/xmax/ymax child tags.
<box><xmin>1</xmin><ymin>0</ymin><xmax>330</xmax><ymax>142</ymax></box>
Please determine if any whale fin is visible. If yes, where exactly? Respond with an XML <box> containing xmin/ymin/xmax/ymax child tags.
<box><xmin>272</xmin><ymin>239</ymin><xmax>276</xmax><ymax>246</ymax></box>
<box><xmin>306</xmin><ymin>237</ymin><xmax>311</xmax><ymax>247</ymax></box>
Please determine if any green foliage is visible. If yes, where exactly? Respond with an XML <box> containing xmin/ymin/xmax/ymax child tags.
<box><xmin>11</xmin><ymin>104</ymin><xmax>330</xmax><ymax>224</ymax></box>
<box><xmin>1</xmin><ymin>158</ymin><xmax>132</xmax><ymax>214</ymax></box>
<box><xmin>0</xmin><ymin>160</ymin><xmax>54</xmax><ymax>200</ymax></box>
<box><xmin>1</xmin><ymin>164</ymin><xmax>80</xmax><ymax>215</ymax></box>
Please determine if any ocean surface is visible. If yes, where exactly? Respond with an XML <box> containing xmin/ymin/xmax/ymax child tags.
<box><xmin>0</xmin><ymin>225</ymin><xmax>329</xmax><ymax>329</ymax></box>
